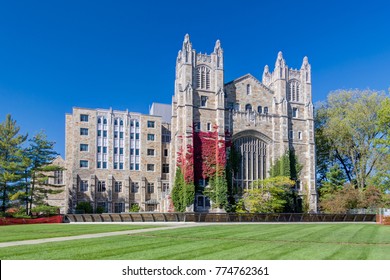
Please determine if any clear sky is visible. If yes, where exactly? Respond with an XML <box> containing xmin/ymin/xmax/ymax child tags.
<box><xmin>1</xmin><ymin>0</ymin><xmax>389</xmax><ymax>156</ymax></box>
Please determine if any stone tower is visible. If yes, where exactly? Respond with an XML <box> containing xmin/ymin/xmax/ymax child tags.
<box><xmin>171</xmin><ymin>35</ymin><xmax>225</xmax><ymax>203</ymax></box>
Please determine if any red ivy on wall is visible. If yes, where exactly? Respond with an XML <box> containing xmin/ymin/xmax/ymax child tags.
<box><xmin>177</xmin><ymin>126</ymin><xmax>233</xmax><ymax>185</ymax></box>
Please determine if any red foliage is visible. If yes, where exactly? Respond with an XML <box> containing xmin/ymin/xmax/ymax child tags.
<box><xmin>176</xmin><ymin>125</ymin><xmax>230</xmax><ymax>184</ymax></box>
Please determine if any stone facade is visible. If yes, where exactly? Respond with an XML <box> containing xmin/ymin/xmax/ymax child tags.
<box><xmin>56</xmin><ymin>34</ymin><xmax>317</xmax><ymax>214</ymax></box>
<box><xmin>171</xmin><ymin>35</ymin><xmax>317</xmax><ymax>212</ymax></box>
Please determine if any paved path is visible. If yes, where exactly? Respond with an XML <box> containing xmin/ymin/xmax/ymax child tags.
<box><xmin>0</xmin><ymin>223</ymin><xmax>202</xmax><ymax>248</ymax></box>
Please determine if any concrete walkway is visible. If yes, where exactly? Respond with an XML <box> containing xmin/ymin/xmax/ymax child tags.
<box><xmin>0</xmin><ymin>223</ymin><xmax>202</xmax><ymax>248</ymax></box>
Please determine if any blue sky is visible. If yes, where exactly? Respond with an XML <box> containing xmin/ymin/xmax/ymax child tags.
<box><xmin>1</xmin><ymin>0</ymin><xmax>390</xmax><ymax>156</ymax></box>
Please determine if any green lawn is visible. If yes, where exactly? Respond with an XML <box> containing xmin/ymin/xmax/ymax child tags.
<box><xmin>1</xmin><ymin>223</ymin><xmax>390</xmax><ymax>260</ymax></box>
<box><xmin>0</xmin><ymin>224</ymin><xmax>159</xmax><ymax>242</ymax></box>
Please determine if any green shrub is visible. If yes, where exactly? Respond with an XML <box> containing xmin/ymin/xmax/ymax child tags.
<box><xmin>31</xmin><ymin>205</ymin><xmax>59</xmax><ymax>216</ymax></box>
<box><xmin>12</xmin><ymin>213</ymin><xmax>31</xmax><ymax>219</ymax></box>
<box><xmin>130</xmin><ymin>204</ymin><xmax>140</xmax><ymax>212</ymax></box>
<box><xmin>76</xmin><ymin>201</ymin><xmax>93</xmax><ymax>214</ymax></box>
<box><xmin>96</xmin><ymin>206</ymin><xmax>105</xmax><ymax>214</ymax></box>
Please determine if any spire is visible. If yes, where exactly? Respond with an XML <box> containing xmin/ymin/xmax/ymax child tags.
<box><xmin>301</xmin><ymin>56</ymin><xmax>310</xmax><ymax>69</ymax></box>
<box><xmin>262</xmin><ymin>65</ymin><xmax>271</xmax><ymax>85</ymax></box>
<box><xmin>181</xmin><ymin>34</ymin><xmax>192</xmax><ymax>64</ymax></box>
<box><xmin>275</xmin><ymin>51</ymin><xmax>286</xmax><ymax>68</ymax></box>
<box><xmin>214</xmin><ymin>39</ymin><xmax>221</xmax><ymax>52</ymax></box>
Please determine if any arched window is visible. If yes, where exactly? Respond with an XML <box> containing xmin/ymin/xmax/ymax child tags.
<box><xmin>257</xmin><ymin>106</ymin><xmax>262</xmax><ymax>114</ymax></box>
<box><xmin>98</xmin><ymin>118</ymin><xmax>101</xmax><ymax>124</ymax></box>
<box><xmin>120</xmin><ymin>119</ymin><xmax>123</xmax><ymax>126</ymax></box>
<box><xmin>196</xmin><ymin>66</ymin><xmax>211</xmax><ymax>90</ymax></box>
<box><xmin>245</xmin><ymin>104</ymin><xmax>252</xmax><ymax>111</ymax></box>
<box><xmin>103</xmin><ymin>118</ymin><xmax>107</xmax><ymax>125</ymax></box>
<box><xmin>246</xmin><ymin>84</ymin><xmax>251</xmax><ymax>95</ymax></box>
<box><xmin>264</xmin><ymin>107</ymin><xmax>269</xmax><ymax>114</ymax></box>
<box><xmin>288</xmin><ymin>80</ymin><xmax>301</xmax><ymax>102</ymax></box>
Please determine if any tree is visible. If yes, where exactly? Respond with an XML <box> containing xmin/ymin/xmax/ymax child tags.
<box><xmin>319</xmin><ymin>164</ymin><xmax>346</xmax><ymax>198</ymax></box>
<box><xmin>0</xmin><ymin>114</ymin><xmax>28</xmax><ymax>212</ymax></box>
<box><xmin>238</xmin><ymin>176</ymin><xmax>295</xmax><ymax>213</ymax></box>
<box><xmin>24</xmin><ymin>131</ymin><xmax>64</xmax><ymax>214</ymax></box>
<box><xmin>315</xmin><ymin>90</ymin><xmax>389</xmax><ymax>189</ymax></box>
<box><xmin>171</xmin><ymin>167</ymin><xmax>194</xmax><ymax>212</ymax></box>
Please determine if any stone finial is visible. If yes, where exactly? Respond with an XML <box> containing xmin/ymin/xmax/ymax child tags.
<box><xmin>184</xmin><ymin>33</ymin><xmax>190</xmax><ymax>43</ymax></box>
<box><xmin>214</xmin><ymin>39</ymin><xmax>221</xmax><ymax>51</ymax></box>
<box><xmin>263</xmin><ymin>65</ymin><xmax>269</xmax><ymax>73</ymax></box>
<box><xmin>275</xmin><ymin>51</ymin><xmax>286</xmax><ymax>68</ymax></box>
<box><xmin>301</xmin><ymin>56</ymin><xmax>310</xmax><ymax>70</ymax></box>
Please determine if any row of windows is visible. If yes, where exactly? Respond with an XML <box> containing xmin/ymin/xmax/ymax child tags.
<box><xmin>289</xmin><ymin>130</ymin><xmax>303</xmax><ymax>140</ymax></box>
<box><xmin>80</xmin><ymin>114</ymin><xmax>156</xmax><ymax>128</ymax></box>
<box><xmin>79</xmin><ymin>160</ymin><xmax>169</xmax><ymax>172</ymax></box>
<box><xmin>79</xmin><ymin>180</ymin><xmax>169</xmax><ymax>194</ymax></box>
<box><xmin>79</xmin><ymin>128</ymin><xmax>157</xmax><ymax>141</ymax></box>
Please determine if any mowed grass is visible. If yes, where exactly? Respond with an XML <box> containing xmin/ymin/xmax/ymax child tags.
<box><xmin>1</xmin><ymin>223</ymin><xmax>390</xmax><ymax>260</ymax></box>
<box><xmin>0</xmin><ymin>224</ymin><xmax>160</xmax><ymax>242</ymax></box>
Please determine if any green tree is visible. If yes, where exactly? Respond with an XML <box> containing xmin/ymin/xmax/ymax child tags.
<box><xmin>316</xmin><ymin>90</ymin><xmax>389</xmax><ymax>189</ymax></box>
<box><xmin>204</xmin><ymin>172</ymin><xmax>228</xmax><ymax>209</ymax></box>
<box><xmin>25</xmin><ymin>131</ymin><xmax>64</xmax><ymax>214</ymax></box>
<box><xmin>269</xmin><ymin>150</ymin><xmax>302</xmax><ymax>180</ymax></box>
<box><xmin>319</xmin><ymin>164</ymin><xmax>346</xmax><ymax>198</ymax></box>
<box><xmin>238</xmin><ymin>176</ymin><xmax>295</xmax><ymax>213</ymax></box>
<box><xmin>0</xmin><ymin>114</ymin><xmax>28</xmax><ymax>212</ymax></box>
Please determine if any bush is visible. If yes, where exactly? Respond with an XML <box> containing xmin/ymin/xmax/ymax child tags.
<box><xmin>31</xmin><ymin>205</ymin><xmax>59</xmax><ymax>216</ymax></box>
<box><xmin>96</xmin><ymin>206</ymin><xmax>105</xmax><ymax>214</ymax></box>
<box><xmin>130</xmin><ymin>204</ymin><xmax>140</xmax><ymax>212</ymax></box>
<box><xmin>75</xmin><ymin>201</ymin><xmax>93</xmax><ymax>214</ymax></box>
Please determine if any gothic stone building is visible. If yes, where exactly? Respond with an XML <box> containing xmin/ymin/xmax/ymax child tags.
<box><xmin>56</xmin><ymin>34</ymin><xmax>317</xmax><ymax>214</ymax></box>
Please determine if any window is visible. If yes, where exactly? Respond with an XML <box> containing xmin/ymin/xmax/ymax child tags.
<box><xmin>114</xmin><ymin>181</ymin><xmax>122</xmax><ymax>192</ymax></box>
<box><xmin>162</xmin><ymin>164</ymin><xmax>169</xmax><ymax>174</ymax></box>
<box><xmin>97</xmin><ymin>146</ymin><xmax>101</xmax><ymax>153</ymax></box>
<box><xmin>293</xmin><ymin>108</ymin><xmax>298</xmax><ymax>118</ymax></box>
<box><xmin>119</xmin><ymin>132</ymin><xmax>123</xmax><ymax>139</ymax></box>
<box><xmin>257</xmin><ymin>106</ymin><xmax>262</xmax><ymax>114</ymax></box>
<box><xmin>103</xmin><ymin>147</ymin><xmax>107</xmax><ymax>154</ymax></box>
<box><xmin>207</xmin><ymin>123</ymin><xmax>211</xmax><ymax>131</ymax></box>
<box><xmin>130</xmin><ymin>148</ymin><xmax>134</xmax><ymax>155</ymax></box>
<box><xmin>196</xmin><ymin>66</ymin><xmax>211</xmax><ymax>89</ymax></box>
<box><xmin>97</xmin><ymin>161</ymin><xmax>101</xmax><ymax>168</ymax></box>
<box><xmin>147</xmin><ymin>164</ymin><xmax>155</xmax><ymax>171</ymax></box>
<box><xmin>135</xmin><ymin>149</ymin><xmax>139</xmax><ymax>156</ymax></box>
<box><xmin>135</xmin><ymin>163</ymin><xmax>140</xmax><ymax>170</ymax></box>
<box><xmin>147</xmin><ymin>183</ymin><xmax>154</xmax><ymax>193</ymax></box>
<box><xmin>120</xmin><ymin>120</ymin><xmax>123</xmax><ymax>126</ymax></box>
<box><xmin>131</xmin><ymin>182</ymin><xmax>139</xmax><ymax>193</ymax></box>
<box><xmin>298</xmin><ymin>131</ymin><xmax>303</xmax><ymax>140</ymax></box>
<box><xmin>80</xmin><ymin>144</ymin><xmax>88</xmax><ymax>152</ymax></box>
<box><xmin>135</xmin><ymin>133</ymin><xmax>140</xmax><ymax>140</ymax></box>
<box><xmin>264</xmin><ymin>107</ymin><xmax>269</xmax><ymax>114</ymax></box>
<box><xmin>80</xmin><ymin>160</ymin><xmax>88</xmax><ymax>168</ymax></box>
<box><xmin>136</xmin><ymin>121</ymin><xmax>139</xmax><ymax>127</ymax></box>
<box><xmin>245</xmin><ymin>104</ymin><xmax>252</xmax><ymax>111</ymax></box>
<box><xmin>119</xmin><ymin>148</ymin><xmax>123</xmax><ymax>155</ymax></box>
<box><xmin>80</xmin><ymin>114</ymin><xmax>89</xmax><ymax>122</ymax></box>
<box><xmin>114</xmin><ymin>163</ymin><xmax>118</xmax><ymax>169</ymax></box>
<box><xmin>103</xmin><ymin>130</ymin><xmax>107</xmax><ymax>137</ymax></box>
<box><xmin>288</xmin><ymin>80</ymin><xmax>301</xmax><ymax>102</ymax></box>
<box><xmin>79</xmin><ymin>180</ymin><xmax>88</xmax><ymax>192</ymax></box>
<box><xmin>147</xmin><ymin>121</ymin><xmax>155</xmax><ymax>128</ymax></box>
<box><xmin>53</xmin><ymin>170</ymin><xmax>63</xmax><ymax>185</ymax></box>
<box><xmin>147</xmin><ymin>134</ymin><xmax>155</xmax><ymax>141</ymax></box>
<box><xmin>103</xmin><ymin>118</ymin><xmax>107</xmax><ymax>125</ymax></box>
<box><xmin>246</xmin><ymin>84</ymin><xmax>251</xmax><ymax>95</ymax></box>
<box><xmin>102</xmin><ymin>162</ymin><xmax>107</xmax><ymax>169</ymax></box>
<box><xmin>114</xmin><ymin>147</ymin><xmax>118</xmax><ymax>154</ymax></box>
<box><xmin>114</xmin><ymin>203</ymin><xmax>124</xmax><ymax>213</ymax></box>
<box><xmin>289</xmin><ymin>130</ymin><xmax>294</xmax><ymax>139</ymax></box>
<box><xmin>80</xmin><ymin>128</ymin><xmax>88</xmax><ymax>136</ymax></box>
<box><xmin>147</xmin><ymin>149</ymin><xmax>155</xmax><ymax>156</ymax></box>
<box><xmin>164</xmin><ymin>149</ymin><xmax>168</xmax><ymax>157</ymax></box>
<box><xmin>234</xmin><ymin>103</ymin><xmax>240</xmax><ymax>111</ymax></box>
<box><xmin>114</xmin><ymin>119</ymin><xmax>118</xmax><ymax>126</ymax></box>
<box><xmin>162</xmin><ymin>183</ymin><xmax>169</xmax><ymax>193</ymax></box>
<box><xmin>97</xmin><ymin>181</ymin><xmax>106</xmax><ymax>192</ymax></box>
<box><xmin>114</xmin><ymin>131</ymin><xmax>118</xmax><ymax>139</ymax></box>
<box><xmin>200</xmin><ymin>96</ymin><xmax>208</xmax><ymax>107</ymax></box>
<box><xmin>97</xmin><ymin>202</ymin><xmax>107</xmax><ymax>213</ymax></box>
